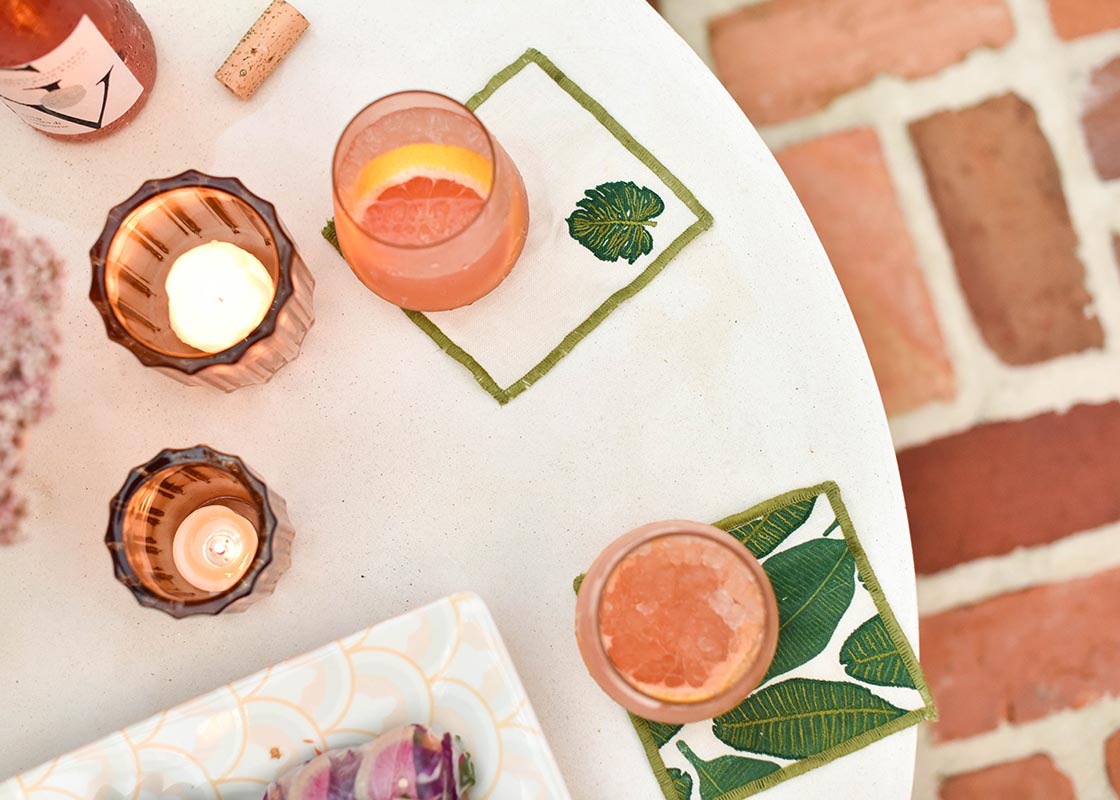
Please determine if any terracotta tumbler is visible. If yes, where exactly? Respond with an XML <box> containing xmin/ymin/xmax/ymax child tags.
<box><xmin>576</xmin><ymin>520</ymin><xmax>779</xmax><ymax>724</ymax></box>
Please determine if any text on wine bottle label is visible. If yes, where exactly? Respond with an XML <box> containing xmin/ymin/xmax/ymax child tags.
<box><xmin>0</xmin><ymin>15</ymin><xmax>144</xmax><ymax>134</ymax></box>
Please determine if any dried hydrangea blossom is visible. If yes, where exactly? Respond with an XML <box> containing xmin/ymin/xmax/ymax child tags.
<box><xmin>0</xmin><ymin>216</ymin><xmax>63</xmax><ymax>544</ymax></box>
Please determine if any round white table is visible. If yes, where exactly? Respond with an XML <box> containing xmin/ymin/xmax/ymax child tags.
<box><xmin>0</xmin><ymin>1</ymin><xmax>919</xmax><ymax>797</ymax></box>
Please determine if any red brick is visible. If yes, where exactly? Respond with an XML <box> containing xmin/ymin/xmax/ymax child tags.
<box><xmin>911</xmin><ymin>94</ymin><xmax>1102</xmax><ymax>364</ymax></box>
<box><xmin>939</xmin><ymin>755</ymin><xmax>1076</xmax><ymax>800</ymax></box>
<box><xmin>1107</xmin><ymin>729</ymin><xmax>1120</xmax><ymax>796</ymax></box>
<box><xmin>898</xmin><ymin>402</ymin><xmax>1120</xmax><ymax>574</ymax></box>
<box><xmin>1084</xmin><ymin>57</ymin><xmax>1120</xmax><ymax>180</ymax></box>
<box><xmin>708</xmin><ymin>0</ymin><xmax>1013</xmax><ymax>125</ymax></box>
<box><xmin>775</xmin><ymin>129</ymin><xmax>954</xmax><ymax>415</ymax></box>
<box><xmin>1048</xmin><ymin>0</ymin><xmax>1120</xmax><ymax>40</ymax></box>
<box><xmin>923</xmin><ymin>567</ymin><xmax>1120</xmax><ymax>741</ymax></box>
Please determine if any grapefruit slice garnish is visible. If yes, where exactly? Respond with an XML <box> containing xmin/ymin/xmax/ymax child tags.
<box><xmin>352</xmin><ymin>143</ymin><xmax>492</xmax><ymax>246</ymax></box>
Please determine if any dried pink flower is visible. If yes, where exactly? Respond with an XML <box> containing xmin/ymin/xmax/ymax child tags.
<box><xmin>0</xmin><ymin>216</ymin><xmax>63</xmax><ymax>544</ymax></box>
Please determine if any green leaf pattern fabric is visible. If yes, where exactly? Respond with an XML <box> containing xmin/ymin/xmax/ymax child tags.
<box><xmin>725</xmin><ymin>498</ymin><xmax>815</xmax><ymax>558</ymax></box>
<box><xmin>839</xmin><ymin>615</ymin><xmax>916</xmax><ymax>689</ymax></box>
<box><xmin>761</xmin><ymin>539</ymin><xmax>856</xmax><ymax>681</ymax></box>
<box><xmin>712</xmin><ymin>678</ymin><xmax>906</xmax><ymax>759</ymax></box>
<box><xmin>629</xmin><ymin>482</ymin><xmax>936</xmax><ymax>800</ymax></box>
<box><xmin>645</xmin><ymin>720</ymin><xmax>684</xmax><ymax>749</ymax></box>
<box><xmin>677</xmin><ymin>742</ymin><xmax>779</xmax><ymax>800</ymax></box>
<box><xmin>667</xmin><ymin>768</ymin><xmax>694</xmax><ymax>800</ymax></box>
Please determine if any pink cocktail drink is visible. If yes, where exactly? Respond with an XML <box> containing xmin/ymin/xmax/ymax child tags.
<box><xmin>576</xmin><ymin>521</ymin><xmax>779</xmax><ymax>724</ymax></box>
<box><xmin>332</xmin><ymin>92</ymin><xmax>528</xmax><ymax>311</ymax></box>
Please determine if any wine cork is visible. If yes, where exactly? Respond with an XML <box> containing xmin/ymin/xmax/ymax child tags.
<box><xmin>215</xmin><ymin>0</ymin><xmax>309</xmax><ymax>100</ymax></box>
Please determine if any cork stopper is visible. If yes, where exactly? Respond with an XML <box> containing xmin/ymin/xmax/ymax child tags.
<box><xmin>215</xmin><ymin>0</ymin><xmax>309</xmax><ymax>100</ymax></box>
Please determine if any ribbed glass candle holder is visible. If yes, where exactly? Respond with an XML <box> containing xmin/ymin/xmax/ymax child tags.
<box><xmin>105</xmin><ymin>445</ymin><xmax>294</xmax><ymax>618</ymax></box>
<box><xmin>90</xmin><ymin>170</ymin><xmax>314</xmax><ymax>390</ymax></box>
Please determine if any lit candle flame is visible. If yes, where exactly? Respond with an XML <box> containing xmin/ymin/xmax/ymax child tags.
<box><xmin>165</xmin><ymin>240</ymin><xmax>275</xmax><ymax>354</ymax></box>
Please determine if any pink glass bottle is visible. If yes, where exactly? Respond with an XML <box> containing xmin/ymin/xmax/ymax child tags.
<box><xmin>0</xmin><ymin>0</ymin><xmax>156</xmax><ymax>140</ymax></box>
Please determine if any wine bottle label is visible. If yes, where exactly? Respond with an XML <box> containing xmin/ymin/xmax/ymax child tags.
<box><xmin>0</xmin><ymin>15</ymin><xmax>144</xmax><ymax>134</ymax></box>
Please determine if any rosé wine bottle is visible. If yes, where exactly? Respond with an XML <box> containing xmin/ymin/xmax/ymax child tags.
<box><xmin>0</xmin><ymin>0</ymin><xmax>156</xmax><ymax>140</ymax></box>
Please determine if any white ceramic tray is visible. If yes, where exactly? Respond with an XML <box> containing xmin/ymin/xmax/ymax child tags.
<box><xmin>0</xmin><ymin>594</ymin><xmax>570</xmax><ymax>799</ymax></box>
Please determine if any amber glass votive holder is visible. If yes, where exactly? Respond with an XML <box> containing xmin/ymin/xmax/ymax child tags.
<box><xmin>89</xmin><ymin>170</ymin><xmax>315</xmax><ymax>391</ymax></box>
<box><xmin>105</xmin><ymin>445</ymin><xmax>294</xmax><ymax>618</ymax></box>
<box><xmin>576</xmin><ymin>520</ymin><xmax>779</xmax><ymax>724</ymax></box>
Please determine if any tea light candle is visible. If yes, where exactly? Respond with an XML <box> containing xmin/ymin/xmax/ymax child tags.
<box><xmin>165</xmin><ymin>240</ymin><xmax>275</xmax><ymax>354</ymax></box>
<box><xmin>171</xmin><ymin>505</ymin><xmax>259</xmax><ymax>593</ymax></box>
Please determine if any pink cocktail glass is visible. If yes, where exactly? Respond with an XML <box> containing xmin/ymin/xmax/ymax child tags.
<box><xmin>331</xmin><ymin>91</ymin><xmax>529</xmax><ymax>311</ymax></box>
<box><xmin>575</xmin><ymin>520</ymin><xmax>779</xmax><ymax>724</ymax></box>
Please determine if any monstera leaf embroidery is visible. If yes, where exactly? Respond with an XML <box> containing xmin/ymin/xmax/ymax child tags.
<box><xmin>566</xmin><ymin>181</ymin><xmax>665</xmax><ymax>264</ymax></box>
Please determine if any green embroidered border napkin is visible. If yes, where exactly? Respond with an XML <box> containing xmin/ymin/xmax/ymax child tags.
<box><xmin>576</xmin><ymin>481</ymin><xmax>936</xmax><ymax>800</ymax></box>
<box><xmin>324</xmin><ymin>48</ymin><xmax>712</xmax><ymax>405</ymax></box>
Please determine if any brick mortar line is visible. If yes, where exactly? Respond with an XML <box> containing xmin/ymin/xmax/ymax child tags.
<box><xmin>750</xmin><ymin>8</ymin><xmax>1120</xmax><ymax>145</ymax></box>
<box><xmin>1020</xmin><ymin>0</ymin><xmax>1120</xmax><ymax>365</ymax></box>
<box><xmin>1061</xmin><ymin>30</ymin><xmax>1120</xmax><ymax>238</ymax></box>
<box><xmin>915</xmin><ymin>519</ymin><xmax>1120</xmax><ymax>615</ymax></box>
<box><xmin>913</xmin><ymin>694</ymin><xmax>1120</xmax><ymax>799</ymax></box>
<box><xmin>1059</xmin><ymin>49</ymin><xmax>1120</xmax><ymax>330</ymax></box>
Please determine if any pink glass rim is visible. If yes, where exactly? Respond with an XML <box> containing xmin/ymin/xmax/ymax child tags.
<box><xmin>88</xmin><ymin>169</ymin><xmax>297</xmax><ymax>375</ymax></box>
<box><xmin>575</xmin><ymin>520</ymin><xmax>779</xmax><ymax>724</ymax></box>
<box><xmin>330</xmin><ymin>89</ymin><xmax>499</xmax><ymax>251</ymax></box>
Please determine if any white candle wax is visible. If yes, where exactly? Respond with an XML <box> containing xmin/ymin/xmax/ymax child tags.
<box><xmin>171</xmin><ymin>505</ymin><xmax>259</xmax><ymax>593</ymax></box>
<box><xmin>165</xmin><ymin>240</ymin><xmax>276</xmax><ymax>354</ymax></box>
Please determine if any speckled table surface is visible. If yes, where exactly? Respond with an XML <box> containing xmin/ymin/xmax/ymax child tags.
<box><xmin>0</xmin><ymin>1</ymin><xmax>918</xmax><ymax>797</ymax></box>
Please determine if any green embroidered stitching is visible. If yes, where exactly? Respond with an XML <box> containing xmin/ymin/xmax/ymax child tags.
<box><xmin>667</xmin><ymin>767</ymin><xmax>694</xmax><ymax>800</ymax></box>
<box><xmin>566</xmin><ymin>181</ymin><xmax>665</xmax><ymax>264</ymax></box>
<box><xmin>631</xmin><ymin>711</ymin><xmax>683</xmax><ymax>800</ymax></box>
<box><xmin>839</xmin><ymin>615</ymin><xmax>916</xmax><ymax>689</ymax></box>
<box><xmin>322</xmin><ymin>219</ymin><xmax>339</xmax><ymax>251</ymax></box>
<box><xmin>630</xmin><ymin>481</ymin><xmax>938</xmax><ymax>800</ymax></box>
<box><xmin>323</xmin><ymin>47</ymin><xmax>713</xmax><ymax>405</ymax></box>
